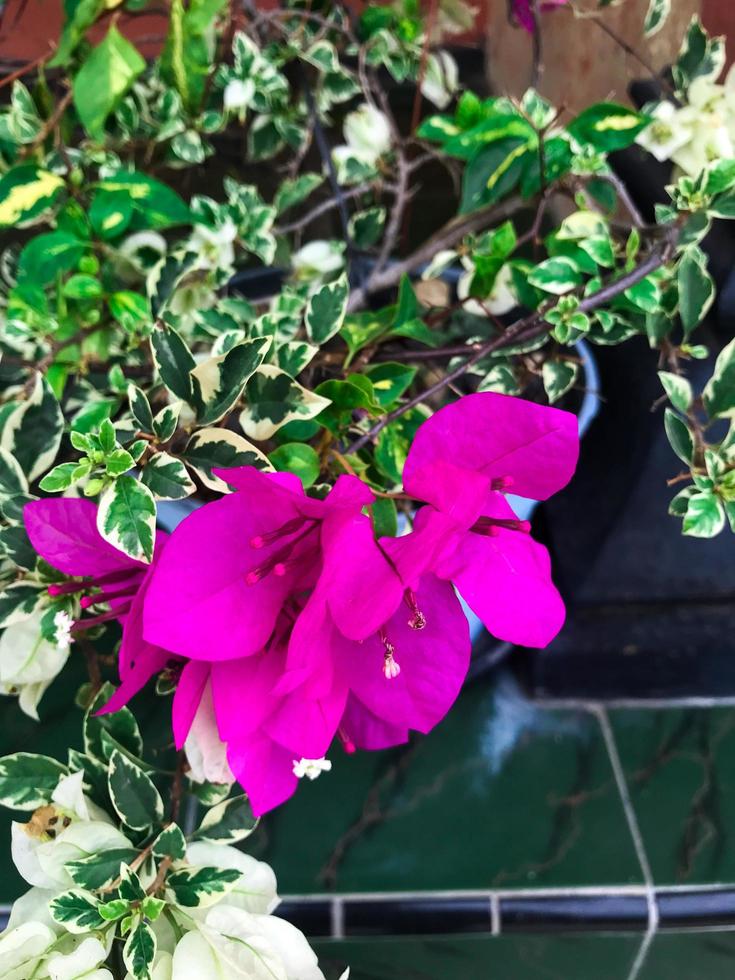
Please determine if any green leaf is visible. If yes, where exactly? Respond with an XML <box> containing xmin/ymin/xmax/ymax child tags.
<box><xmin>349</xmin><ymin>207</ymin><xmax>386</xmax><ymax>247</ymax></box>
<box><xmin>364</xmin><ymin>363</ymin><xmax>417</xmax><ymax>407</ymax></box>
<box><xmin>97</xmin><ymin>172</ymin><xmax>190</xmax><ymax>229</ymax></box>
<box><xmin>673</xmin><ymin>15</ymin><xmax>725</xmax><ymax>93</ymax></box>
<box><xmin>106</xmin><ymin>449</ymin><xmax>135</xmax><ymax>478</ymax></box>
<box><xmin>99</xmin><ymin>898</ymin><xmax>131</xmax><ymax>922</ymax></box>
<box><xmin>528</xmin><ymin>257</ymin><xmax>582</xmax><ymax>295</ymax></box>
<box><xmin>73</xmin><ymin>26</ymin><xmax>145</xmax><ymax>138</ymax></box>
<box><xmin>153</xmin><ymin>403</ymin><xmax>181</xmax><ymax>442</ymax></box>
<box><xmin>0</xmin><ymin>753</ymin><xmax>67</xmax><ymax>810</ymax></box>
<box><xmin>151</xmin><ymin>323</ymin><xmax>196</xmax><ymax>402</ymax></box>
<box><xmin>152</xmin><ymin>823</ymin><xmax>187</xmax><ymax>861</ymax></box>
<box><xmin>274</xmin><ymin>173</ymin><xmax>323</xmax><ymax>214</ymax></box>
<box><xmin>0</xmin><ymin>165</ymin><xmax>65</xmax><ymax>228</ymax></box>
<box><xmin>0</xmin><ymin>583</ymin><xmax>46</xmax><ymax>629</ymax></box>
<box><xmin>161</xmin><ymin>0</ymin><xmax>228</xmax><ymax>112</ymax></box>
<box><xmin>50</xmin><ymin>0</ymin><xmax>105</xmax><ymax>66</ymax></box>
<box><xmin>97</xmin><ymin>476</ymin><xmax>156</xmax><ymax>563</ymax></box>
<box><xmin>110</xmin><ymin>291</ymin><xmax>151</xmax><ymax>333</ymax></box>
<box><xmin>371</xmin><ymin>496</ymin><xmax>398</xmax><ymax>538</ymax></box>
<box><xmin>568</xmin><ymin>103</ymin><xmax>650</xmax><ymax>152</ymax></box>
<box><xmin>124</xmin><ymin>919</ymin><xmax>157</xmax><ymax>980</ymax></box>
<box><xmin>108</xmin><ymin>749</ymin><xmax>164</xmax><ymax>831</ymax></box>
<box><xmin>128</xmin><ymin>385</ymin><xmax>154</xmax><ymax>433</ymax></box>
<box><xmin>644</xmin><ymin>0</ymin><xmax>670</xmax><ymax>36</ymax></box>
<box><xmin>1</xmin><ymin>374</ymin><xmax>63</xmax><ymax>482</ymax></box>
<box><xmin>542</xmin><ymin>360</ymin><xmax>579</xmax><ymax>404</ymax></box>
<box><xmin>375</xmin><ymin>408</ymin><xmax>429</xmax><ymax>484</ymax></box>
<box><xmin>678</xmin><ymin>247</ymin><xmax>714</xmax><ymax>336</ymax></box>
<box><xmin>305</xmin><ymin>274</ymin><xmax>350</xmax><ymax>345</ymax></box>
<box><xmin>190</xmin><ymin>339</ymin><xmax>269</xmax><ymax>425</ymax></box>
<box><xmin>683</xmin><ymin>491</ymin><xmax>726</xmax><ymax>538</ymax></box>
<box><xmin>703</xmin><ymin>337</ymin><xmax>735</xmax><ymax>419</ymax></box>
<box><xmin>239</xmin><ymin>366</ymin><xmax>332</xmax><ymax>441</ymax></box>
<box><xmin>268</xmin><ymin>443</ymin><xmax>321</xmax><ymax>488</ymax></box>
<box><xmin>194</xmin><ymin>793</ymin><xmax>258</xmax><ymax>844</ymax></box>
<box><xmin>90</xmin><ymin>189</ymin><xmax>133</xmax><ymax>240</ymax></box>
<box><xmin>664</xmin><ymin>409</ymin><xmax>694</xmax><ymax>464</ymax></box>
<box><xmin>0</xmin><ymin>525</ymin><xmax>36</xmax><ymax>569</ymax></box>
<box><xmin>166</xmin><ymin>866</ymin><xmax>241</xmax><ymax>908</ymax></box>
<box><xmin>63</xmin><ymin>273</ymin><xmax>103</xmax><ymax>300</ymax></box>
<box><xmin>17</xmin><ymin>232</ymin><xmax>86</xmax><ymax>285</ymax></box>
<box><xmin>140</xmin><ymin>452</ymin><xmax>196</xmax><ymax>500</ymax></box>
<box><xmin>659</xmin><ymin>371</ymin><xmax>693</xmax><ymax>413</ymax></box>
<box><xmin>39</xmin><ymin>463</ymin><xmax>77</xmax><ymax>493</ymax></box>
<box><xmin>460</xmin><ymin>135</ymin><xmax>531</xmax><ymax>213</ymax></box>
<box><xmin>49</xmin><ymin>890</ymin><xmax>105</xmax><ymax>934</ymax></box>
<box><xmin>0</xmin><ymin>448</ymin><xmax>29</xmax><ymax>497</ymax></box>
<box><xmin>276</xmin><ymin>341</ymin><xmax>318</xmax><ymax>376</ymax></box>
<box><xmin>65</xmin><ymin>848</ymin><xmax>140</xmax><ymax>890</ymax></box>
<box><xmin>84</xmin><ymin>684</ymin><xmax>144</xmax><ymax>763</ymax></box>
<box><xmin>119</xmin><ymin>865</ymin><xmax>147</xmax><ymax>902</ymax></box>
<box><xmin>182</xmin><ymin>428</ymin><xmax>272</xmax><ymax>492</ymax></box>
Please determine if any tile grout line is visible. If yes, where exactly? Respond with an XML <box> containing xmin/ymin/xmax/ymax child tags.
<box><xmin>331</xmin><ymin>897</ymin><xmax>345</xmax><ymax>940</ymax></box>
<box><xmin>490</xmin><ymin>893</ymin><xmax>501</xmax><ymax>936</ymax></box>
<box><xmin>593</xmin><ymin>705</ymin><xmax>659</xmax><ymax>980</ymax></box>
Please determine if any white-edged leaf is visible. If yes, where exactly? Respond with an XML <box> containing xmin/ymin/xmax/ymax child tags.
<box><xmin>644</xmin><ymin>0</ymin><xmax>670</xmax><ymax>36</ymax></box>
<box><xmin>123</xmin><ymin>918</ymin><xmax>156</xmax><ymax>980</ymax></box>
<box><xmin>0</xmin><ymin>752</ymin><xmax>67</xmax><ymax>810</ymax></box>
<box><xmin>49</xmin><ymin>889</ymin><xmax>105</xmax><ymax>934</ymax></box>
<box><xmin>194</xmin><ymin>794</ymin><xmax>257</xmax><ymax>844</ymax></box>
<box><xmin>97</xmin><ymin>475</ymin><xmax>156</xmax><ymax>563</ymax></box>
<box><xmin>140</xmin><ymin>452</ymin><xmax>195</xmax><ymax>500</ymax></box>
<box><xmin>305</xmin><ymin>274</ymin><xmax>349</xmax><ymax>345</ymax></box>
<box><xmin>1</xmin><ymin>374</ymin><xmax>63</xmax><ymax>482</ymax></box>
<box><xmin>108</xmin><ymin>748</ymin><xmax>164</xmax><ymax>831</ymax></box>
<box><xmin>659</xmin><ymin>371</ymin><xmax>693</xmax><ymax>413</ymax></box>
<box><xmin>239</xmin><ymin>366</ymin><xmax>331</xmax><ymax>441</ymax></box>
<box><xmin>182</xmin><ymin>428</ymin><xmax>272</xmax><ymax>492</ymax></box>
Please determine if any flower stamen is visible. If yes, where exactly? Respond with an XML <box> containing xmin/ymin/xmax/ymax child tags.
<box><xmin>471</xmin><ymin>516</ymin><xmax>530</xmax><ymax>537</ymax></box>
<box><xmin>404</xmin><ymin>589</ymin><xmax>427</xmax><ymax>630</ymax></box>
<box><xmin>380</xmin><ymin>629</ymin><xmax>401</xmax><ymax>680</ymax></box>
<box><xmin>491</xmin><ymin>475</ymin><xmax>515</xmax><ymax>492</ymax></box>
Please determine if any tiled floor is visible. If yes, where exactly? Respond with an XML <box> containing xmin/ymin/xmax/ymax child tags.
<box><xmin>4</xmin><ymin>665</ymin><xmax>735</xmax><ymax>977</ymax></box>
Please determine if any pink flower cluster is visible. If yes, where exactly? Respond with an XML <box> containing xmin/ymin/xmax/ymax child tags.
<box><xmin>25</xmin><ymin>393</ymin><xmax>578</xmax><ymax>815</ymax></box>
<box><xmin>511</xmin><ymin>0</ymin><xmax>569</xmax><ymax>33</ymax></box>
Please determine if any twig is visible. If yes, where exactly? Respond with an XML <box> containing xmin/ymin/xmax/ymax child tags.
<box><xmin>530</xmin><ymin>0</ymin><xmax>542</xmax><ymax>90</ymax></box>
<box><xmin>590</xmin><ymin>14</ymin><xmax>679</xmax><ymax>104</ymax></box>
<box><xmin>0</xmin><ymin>48</ymin><xmax>53</xmax><ymax>90</ymax></box>
<box><xmin>347</xmin><ymin>195</ymin><xmax>527</xmax><ymax>311</ymax></box>
<box><xmin>275</xmin><ymin>181</ymin><xmax>385</xmax><ymax>235</ymax></box>
<box><xmin>345</xmin><ymin>236</ymin><xmax>678</xmax><ymax>454</ymax></box>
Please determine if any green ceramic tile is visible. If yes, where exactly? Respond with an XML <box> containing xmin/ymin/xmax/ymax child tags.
<box><xmin>252</xmin><ymin>675</ymin><xmax>643</xmax><ymax>892</ymax></box>
<box><xmin>610</xmin><ymin>707</ymin><xmax>735</xmax><ymax>885</ymax></box>
<box><xmin>640</xmin><ymin>931</ymin><xmax>735</xmax><ymax>979</ymax></box>
<box><xmin>312</xmin><ymin>934</ymin><xmax>642</xmax><ymax>980</ymax></box>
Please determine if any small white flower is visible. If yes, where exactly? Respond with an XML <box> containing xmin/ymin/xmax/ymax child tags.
<box><xmin>189</xmin><ymin>218</ymin><xmax>239</xmax><ymax>271</ymax></box>
<box><xmin>224</xmin><ymin>78</ymin><xmax>255</xmax><ymax>113</ymax></box>
<box><xmin>53</xmin><ymin>611</ymin><xmax>73</xmax><ymax>653</ymax></box>
<box><xmin>420</xmin><ymin>51</ymin><xmax>459</xmax><ymax>110</ymax></box>
<box><xmin>292</xmin><ymin>757</ymin><xmax>332</xmax><ymax>781</ymax></box>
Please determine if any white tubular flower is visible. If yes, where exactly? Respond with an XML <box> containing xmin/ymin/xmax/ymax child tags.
<box><xmin>184</xmin><ymin>683</ymin><xmax>235</xmax><ymax>787</ymax></box>
<box><xmin>11</xmin><ymin>772</ymin><xmax>132</xmax><ymax>890</ymax></box>
<box><xmin>46</xmin><ymin>936</ymin><xmax>112</xmax><ymax>980</ymax></box>
<box><xmin>457</xmin><ymin>260</ymin><xmax>517</xmax><ymax>317</ymax></box>
<box><xmin>53</xmin><ymin>611</ymin><xmax>73</xmax><ymax>653</ymax></box>
<box><xmin>420</xmin><ymin>51</ymin><xmax>459</xmax><ymax>110</ymax></box>
<box><xmin>636</xmin><ymin>102</ymin><xmax>693</xmax><ymax>162</ymax></box>
<box><xmin>292</xmin><ymin>758</ymin><xmax>332</xmax><ymax>781</ymax></box>
<box><xmin>0</xmin><ymin>921</ymin><xmax>57</xmax><ymax>980</ymax></box>
<box><xmin>291</xmin><ymin>240</ymin><xmax>345</xmax><ymax>279</ymax></box>
<box><xmin>0</xmin><ymin>611</ymin><xmax>71</xmax><ymax>720</ymax></box>
<box><xmin>170</xmin><ymin>904</ymin><xmax>325</xmax><ymax>980</ymax></box>
<box><xmin>343</xmin><ymin>102</ymin><xmax>392</xmax><ymax>165</ymax></box>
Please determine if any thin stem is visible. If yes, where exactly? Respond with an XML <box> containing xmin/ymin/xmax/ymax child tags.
<box><xmin>590</xmin><ymin>13</ymin><xmax>679</xmax><ymax>104</ymax></box>
<box><xmin>345</xmin><ymin>236</ymin><xmax>678</xmax><ymax>454</ymax></box>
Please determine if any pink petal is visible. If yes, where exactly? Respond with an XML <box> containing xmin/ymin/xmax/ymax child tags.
<box><xmin>24</xmin><ymin>499</ymin><xmax>140</xmax><ymax>577</ymax></box>
<box><xmin>172</xmin><ymin>661</ymin><xmax>210</xmax><ymax>749</ymax></box>
<box><xmin>379</xmin><ymin>507</ymin><xmax>462</xmax><ymax>589</ymax></box>
<box><xmin>346</xmin><ymin>575</ymin><xmax>470</xmax><ymax>736</ymax></box>
<box><xmin>143</xmin><ymin>492</ymin><xmax>304</xmax><ymax>661</ymax></box>
<box><xmin>324</xmin><ymin>474</ymin><xmax>375</xmax><ymax>511</ymax></box>
<box><xmin>403</xmin><ymin>392</ymin><xmax>579</xmax><ymax>504</ymax></box>
<box><xmin>321</xmin><ymin>511</ymin><xmax>403</xmax><ymax>641</ymax></box>
<box><xmin>436</xmin><ymin>516</ymin><xmax>565</xmax><ymax>648</ymax></box>
<box><xmin>210</xmin><ymin>647</ymin><xmax>286</xmax><ymax>742</ymax></box>
<box><xmin>341</xmin><ymin>694</ymin><xmax>409</xmax><ymax>750</ymax></box>
<box><xmin>226</xmin><ymin>733</ymin><xmax>299</xmax><ymax>817</ymax></box>
<box><xmin>212</xmin><ymin>467</ymin><xmax>325</xmax><ymax>519</ymax></box>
